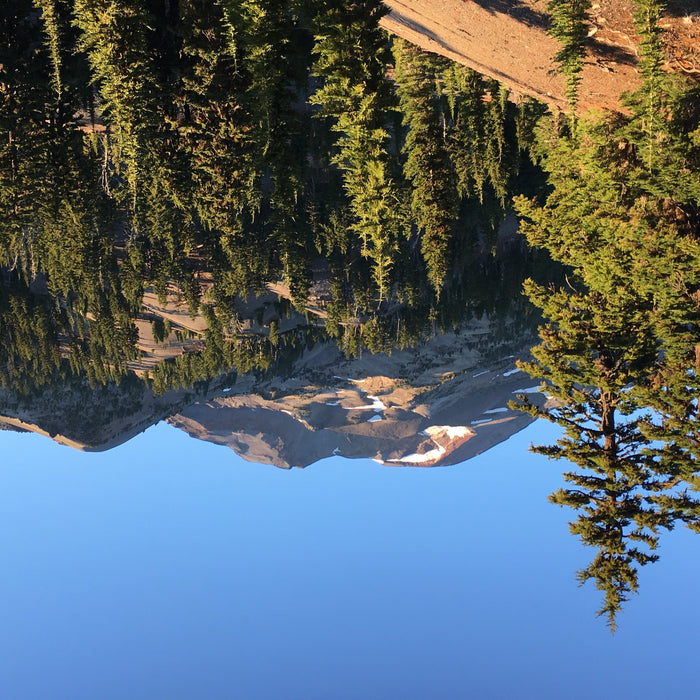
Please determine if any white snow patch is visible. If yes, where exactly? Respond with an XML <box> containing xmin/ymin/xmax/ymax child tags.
<box><xmin>386</xmin><ymin>425</ymin><xmax>471</xmax><ymax>464</ymax></box>
<box><xmin>423</xmin><ymin>425</ymin><xmax>471</xmax><ymax>439</ymax></box>
<box><xmin>222</xmin><ymin>388</ymin><xmax>232</xmax><ymax>392</ymax></box>
<box><xmin>368</xmin><ymin>395</ymin><xmax>387</xmax><ymax>411</ymax></box>
<box><xmin>333</xmin><ymin>376</ymin><xmax>366</xmax><ymax>383</ymax></box>
<box><xmin>513</xmin><ymin>385</ymin><xmax>543</xmax><ymax>393</ymax></box>
<box><xmin>471</xmin><ymin>419</ymin><xmax>494</xmax><ymax>425</ymax></box>
<box><xmin>367</xmin><ymin>415</ymin><xmax>382</xmax><ymax>423</ymax></box>
<box><xmin>326</xmin><ymin>401</ymin><xmax>340</xmax><ymax>406</ymax></box>
<box><xmin>389</xmin><ymin>444</ymin><xmax>446</xmax><ymax>464</ymax></box>
<box><xmin>483</xmin><ymin>407</ymin><xmax>508</xmax><ymax>414</ymax></box>
<box><xmin>332</xmin><ymin>447</ymin><xmax>341</xmax><ymax>455</ymax></box>
<box><xmin>473</xmin><ymin>370</ymin><xmax>490</xmax><ymax>377</ymax></box>
<box><xmin>503</xmin><ymin>368</ymin><xmax>522</xmax><ymax>377</ymax></box>
<box><xmin>343</xmin><ymin>395</ymin><xmax>386</xmax><ymax>412</ymax></box>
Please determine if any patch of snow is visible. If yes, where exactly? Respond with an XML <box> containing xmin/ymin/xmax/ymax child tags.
<box><xmin>332</xmin><ymin>447</ymin><xmax>341</xmax><ymax>455</ymax></box>
<box><xmin>367</xmin><ymin>415</ymin><xmax>382</xmax><ymax>423</ymax></box>
<box><xmin>333</xmin><ymin>376</ymin><xmax>366</xmax><ymax>383</ymax></box>
<box><xmin>326</xmin><ymin>401</ymin><xmax>340</xmax><ymax>406</ymax></box>
<box><xmin>368</xmin><ymin>395</ymin><xmax>387</xmax><ymax>412</ymax></box>
<box><xmin>388</xmin><ymin>444</ymin><xmax>447</xmax><ymax>464</ymax></box>
<box><xmin>483</xmin><ymin>407</ymin><xmax>508</xmax><ymax>414</ymax></box>
<box><xmin>423</xmin><ymin>425</ymin><xmax>470</xmax><ymax>439</ymax></box>
<box><xmin>473</xmin><ymin>370</ymin><xmax>490</xmax><ymax>377</ymax></box>
<box><xmin>222</xmin><ymin>388</ymin><xmax>232</xmax><ymax>392</ymax></box>
<box><xmin>503</xmin><ymin>368</ymin><xmax>522</xmax><ymax>377</ymax></box>
<box><xmin>471</xmin><ymin>419</ymin><xmax>494</xmax><ymax>425</ymax></box>
<box><xmin>343</xmin><ymin>395</ymin><xmax>386</xmax><ymax>412</ymax></box>
<box><xmin>513</xmin><ymin>386</ymin><xmax>543</xmax><ymax>393</ymax></box>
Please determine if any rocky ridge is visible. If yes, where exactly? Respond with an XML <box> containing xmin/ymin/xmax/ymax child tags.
<box><xmin>1</xmin><ymin>316</ymin><xmax>547</xmax><ymax>468</ymax></box>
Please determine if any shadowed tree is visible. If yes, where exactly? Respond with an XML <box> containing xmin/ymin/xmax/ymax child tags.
<box><xmin>394</xmin><ymin>39</ymin><xmax>458</xmax><ymax>296</ymax></box>
<box><xmin>311</xmin><ymin>0</ymin><xmax>400</xmax><ymax>303</ymax></box>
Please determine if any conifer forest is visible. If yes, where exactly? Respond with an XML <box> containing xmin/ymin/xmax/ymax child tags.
<box><xmin>1</xmin><ymin>0</ymin><xmax>699</xmax><ymax>629</ymax></box>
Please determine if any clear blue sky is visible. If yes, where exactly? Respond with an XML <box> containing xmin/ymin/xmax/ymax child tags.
<box><xmin>0</xmin><ymin>419</ymin><xmax>698</xmax><ymax>700</ymax></box>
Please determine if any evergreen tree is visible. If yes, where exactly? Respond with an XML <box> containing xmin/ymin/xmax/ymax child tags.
<box><xmin>176</xmin><ymin>0</ymin><xmax>258</xmax><ymax>228</ymax></box>
<box><xmin>394</xmin><ymin>39</ymin><xmax>459</xmax><ymax>295</ymax></box>
<box><xmin>34</xmin><ymin>0</ymin><xmax>65</xmax><ymax>101</ymax></box>
<box><xmin>234</xmin><ymin>0</ymin><xmax>315</xmax><ymax>311</ymax></box>
<box><xmin>547</xmin><ymin>0</ymin><xmax>591</xmax><ymax>115</ymax></box>
<box><xmin>310</xmin><ymin>0</ymin><xmax>400</xmax><ymax>302</ymax></box>
<box><xmin>510</xmin><ymin>275</ymin><xmax>691</xmax><ymax>629</ymax></box>
<box><xmin>511</xmin><ymin>0</ymin><xmax>700</xmax><ymax>626</ymax></box>
<box><xmin>73</xmin><ymin>0</ymin><xmax>161</xmax><ymax>221</ymax></box>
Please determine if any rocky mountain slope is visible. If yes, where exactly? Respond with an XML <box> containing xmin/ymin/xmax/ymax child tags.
<box><xmin>381</xmin><ymin>0</ymin><xmax>699</xmax><ymax>112</ymax></box>
<box><xmin>168</xmin><ymin>326</ymin><xmax>549</xmax><ymax>468</ymax></box>
<box><xmin>0</xmin><ymin>315</ymin><xmax>548</xmax><ymax>468</ymax></box>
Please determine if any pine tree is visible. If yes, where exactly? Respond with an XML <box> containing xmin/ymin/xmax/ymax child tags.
<box><xmin>232</xmin><ymin>0</ymin><xmax>314</xmax><ymax>310</ymax></box>
<box><xmin>310</xmin><ymin>0</ymin><xmax>400</xmax><ymax>302</ymax></box>
<box><xmin>73</xmin><ymin>0</ymin><xmax>162</xmax><ymax>223</ymax></box>
<box><xmin>510</xmin><ymin>274</ymin><xmax>689</xmax><ymax>629</ymax></box>
<box><xmin>511</xmin><ymin>6</ymin><xmax>700</xmax><ymax>623</ymax></box>
<box><xmin>34</xmin><ymin>0</ymin><xmax>64</xmax><ymax>101</ymax></box>
<box><xmin>175</xmin><ymin>0</ymin><xmax>257</xmax><ymax>231</ymax></box>
<box><xmin>547</xmin><ymin>0</ymin><xmax>591</xmax><ymax>115</ymax></box>
<box><xmin>393</xmin><ymin>39</ymin><xmax>458</xmax><ymax>295</ymax></box>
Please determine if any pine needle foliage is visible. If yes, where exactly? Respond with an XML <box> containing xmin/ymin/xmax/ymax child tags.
<box><xmin>310</xmin><ymin>0</ymin><xmax>400</xmax><ymax>303</ymax></box>
<box><xmin>34</xmin><ymin>0</ymin><xmax>65</xmax><ymax>101</ymax></box>
<box><xmin>512</xmin><ymin>0</ymin><xmax>700</xmax><ymax>628</ymax></box>
<box><xmin>547</xmin><ymin>0</ymin><xmax>591</xmax><ymax>115</ymax></box>
<box><xmin>394</xmin><ymin>39</ymin><xmax>458</xmax><ymax>296</ymax></box>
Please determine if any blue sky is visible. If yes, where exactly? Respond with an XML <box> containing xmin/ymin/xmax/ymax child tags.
<box><xmin>0</xmin><ymin>419</ymin><xmax>698</xmax><ymax>700</ymax></box>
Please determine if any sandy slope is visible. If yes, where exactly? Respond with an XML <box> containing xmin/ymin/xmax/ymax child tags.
<box><xmin>381</xmin><ymin>0</ymin><xmax>700</xmax><ymax>112</ymax></box>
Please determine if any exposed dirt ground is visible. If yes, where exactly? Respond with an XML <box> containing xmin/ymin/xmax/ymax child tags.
<box><xmin>381</xmin><ymin>0</ymin><xmax>700</xmax><ymax>112</ymax></box>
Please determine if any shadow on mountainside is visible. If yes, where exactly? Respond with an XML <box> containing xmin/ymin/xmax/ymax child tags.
<box><xmin>466</xmin><ymin>0</ymin><xmax>550</xmax><ymax>28</ymax></box>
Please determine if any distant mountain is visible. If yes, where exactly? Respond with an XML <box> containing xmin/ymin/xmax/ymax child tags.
<box><xmin>169</xmin><ymin>373</ymin><xmax>542</xmax><ymax>469</ymax></box>
<box><xmin>0</xmin><ymin>315</ymin><xmax>547</xmax><ymax>468</ymax></box>
<box><xmin>169</xmin><ymin>322</ymin><xmax>547</xmax><ymax>468</ymax></box>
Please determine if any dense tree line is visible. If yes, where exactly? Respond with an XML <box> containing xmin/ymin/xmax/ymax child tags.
<box><xmin>1</xmin><ymin>0</ymin><xmax>542</xmax><ymax>395</ymax></box>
